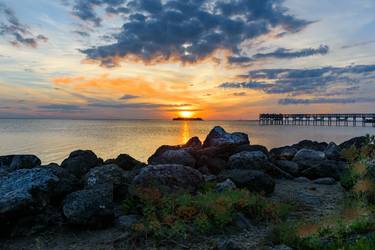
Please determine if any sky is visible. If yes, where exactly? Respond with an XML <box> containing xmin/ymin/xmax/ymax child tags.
<box><xmin>0</xmin><ymin>0</ymin><xmax>375</xmax><ymax>120</ymax></box>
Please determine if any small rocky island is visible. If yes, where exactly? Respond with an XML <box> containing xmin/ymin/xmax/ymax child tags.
<box><xmin>0</xmin><ymin>126</ymin><xmax>374</xmax><ymax>249</ymax></box>
<box><xmin>173</xmin><ymin>117</ymin><xmax>203</xmax><ymax>121</ymax></box>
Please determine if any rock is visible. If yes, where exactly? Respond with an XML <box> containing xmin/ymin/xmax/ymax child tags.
<box><xmin>227</xmin><ymin>151</ymin><xmax>270</xmax><ymax>171</ymax></box>
<box><xmin>0</xmin><ymin>155</ymin><xmax>41</xmax><ymax>172</ymax></box>
<box><xmin>270</xmin><ymin>146</ymin><xmax>298</xmax><ymax>160</ymax></box>
<box><xmin>203</xmin><ymin>126</ymin><xmax>249</xmax><ymax>148</ymax></box>
<box><xmin>197</xmin><ymin>155</ymin><xmax>226</xmax><ymax>174</ymax></box>
<box><xmin>232</xmin><ymin>144</ymin><xmax>269</xmax><ymax>157</ymax></box>
<box><xmin>204</xmin><ymin>175</ymin><xmax>217</xmax><ymax>182</ymax></box>
<box><xmin>339</xmin><ymin>136</ymin><xmax>367</xmax><ymax>150</ymax></box>
<box><xmin>129</xmin><ymin>164</ymin><xmax>204</xmax><ymax>198</ymax></box>
<box><xmin>274</xmin><ymin>160</ymin><xmax>299</xmax><ymax>176</ymax></box>
<box><xmin>63</xmin><ymin>186</ymin><xmax>114</xmax><ymax>228</ymax></box>
<box><xmin>233</xmin><ymin>212</ymin><xmax>252</xmax><ymax>230</ymax></box>
<box><xmin>294</xmin><ymin>177</ymin><xmax>311</xmax><ymax>183</ymax></box>
<box><xmin>61</xmin><ymin>150</ymin><xmax>102</xmax><ymax>178</ymax></box>
<box><xmin>104</xmin><ymin>154</ymin><xmax>144</xmax><ymax>171</ymax></box>
<box><xmin>219</xmin><ymin>169</ymin><xmax>275</xmax><ymax>194</ymax></box>
<box><xmin>0</xmin><ymin>167</ymin><xmax>66</xmax><ymax>236</ymax></box>
<box><xmin>216</xmin><ymin>239</ymin><xmax>243</xmax><ymax>250</ymax></box>
<box><xmin>116</xmin><ymin>215</ymin><xmax>140</xmax><ymax>231</ymax></box>
<box><xmin>215</xmin><ymin>179</ymin><xmax>236</xmax><ymax>192</ymax></box>
<box><xmin>266</xmin><ymin>165</ymin><xmax>294</xmax><ymax>180</ymax></box>
<box><xmin>325</xmin><ymin>142</ymin><xmax>341</xmax><ymax>160</ymax></box>
<box><xmin>84</xmin><ymin>164</ymin><xmax>128</xmax><ymax>200</ymax></box>
<box><xmin>184</xmin><ymin>136</ymin><xmax>202</xmax><ymax>148</ymax></box>
<box><xmin>301</xmin><ymin>160</ymin><xmax>348</xmax><ymax>180</ymax></box>
<box><xmin>313</xmin><ymin>177</ymin><xmax>336</xmax><ymax>185</ymax></box>
<box><xmin>148</xmin><ymin>148</ymin><xmax>196</xmax><ymax>167</ymax></box>
<box><xmin>293</xmin><ymin>149</ymin><xmax>326</xmax><ymax>162</ymax></box>
<box><xmin>292</xmin><ymin>140</ymin><xmax>328</xmax><ymax>151</ymax></box>
<box><xmin>269</xmin><ymin>245</ymin><xmax>293</xmax><ymax>250</ymax></box>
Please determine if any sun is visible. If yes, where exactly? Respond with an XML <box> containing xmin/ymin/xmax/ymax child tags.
<box><xmin>179</xmin><ymin>111</ymin><xmax>194</xmax><ymax>118</ymax></box>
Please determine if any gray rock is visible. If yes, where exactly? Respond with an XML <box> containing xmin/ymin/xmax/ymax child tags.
<box><xmin>232</xmin><ymin>144</ymin><xmax>269</xmax><ymax>158</ymax></box>
<box><xmin>215</xmin><ymin>179</ymin><xmax>236</xmax><ymax>192</ymax></box>
<box><xmin>270</xmin><ymin>146</ymin><xmax>298</xmax><ymax>160</ymax></box>
<box><xmin>63</xmin><ymin>186</ymin><xmax>114</xmax><ymax>228</ymax></box>
<box><xmin>294</xmin><ymin>177</ymin><xmax>311</xmax><ymax>183</ymax></box>
<box><xmin>301</xmin><ymin>160</ymin><xmax>348</xmax><ymax>180</ymax></box>
<box><xmin>61</xmin><ymin>150</ymin><xmax>102</xmax><ymax>178</ymax></box>
<box><xmin>0</xmin><ymin>155</ymin><xmax>41</xmax><ymax>172</ymax></box>
<box><xmin>227</xmin><ymin>151</ymin><xmax>270</xmax><ymax>171</ymax></box>
<box><xmin>84</xmin><ymin>164</ymin><xmax>128</xmax><ymax>200</ymax></box>
<box><xmin>197</xmin><ymin>155</ymin><xmax>226</xmax><ymax>174</ymax></box>
<box><xmin>104</xmin><ymin>154</ymin><xmax>144</xmax><ymax>171</ymax></box>
<box><xmin>270</xmin><ymin>245</ymin><xmax>293</xmax><ymax>250</ymax></box>
<box><xmin>325</xmin><ymin>142</ymin><xmax>341</xmax><ymax>160</ymax></box>
<box><xmin>203</xmin><ymin>126</ymin><xmax>249</xmax><ymax>148</ymax></box>
<box><xmin>116</xmin><ymin>215</ymin><xmax>140</xmax><ymax>230</ymax></box>
<box><xmin>275</xmin><ymin>160</ymin><xmax>299</xmax><ymax>176</ymax></box>
<box><xmin>0</xmin><ymin>168</ymin><xmax>59</xmax><ymax>218</ymax></box>
<box><xmin>129</xmin><ymin>164</ymin><xmax>204</xmax><ymax>198</ymax></box>
<box><xmin>313</xmin><ymin>177</ymin><xmax>336</xmax><ymax>185</ymax></box>
<box><xmin>339</xmin><ymin>136</ymin><xmax>367</xmax><ymax>150</ymax></box>
<box><xmin>204</xmin><ymin>175</ymin><xmax>217</xmax><ymax>182</ymax></box>
<box><xmin>293</xmin><ymin>149</ymin><xmax>326</xmax><ymax>162</ymax></box>
<box><xmin>292</xmin><ymin>140</ymin><xmax>328</xmax><ymax>151</ymax></box>
<box><xmin>149</xmin><ymin>148</ymin><xmax>196</xmax><ymax>167</ymax></box>
<box><xmin>233</xmin><ymin>212</ymin><xmax>252</xmax><ymax>230</ymax></box>
<box><xmin>219</xmin><ymin>169</ymin><xmax>275</xmax><ymax>194</ymax></box>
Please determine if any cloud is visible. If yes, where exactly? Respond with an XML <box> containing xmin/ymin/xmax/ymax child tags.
<box><xmin>0</xmin><ymin>3</ymin><xmax>48</xmax><ymax>48</ymax></box>
<box><xmin>279</xmin><ymin>97</ymin><xmax>375</xmax><ymax>105</ymax></box>
<box><xmin>341</xmin><ymin>40</ymin><xmax>375</xmax><ymax>49</ymax></box>
<box><xmin>253</xmin><ymin>45</ymin><xmax>329</xmax><ymax>59</ymax></box>
<box><xmin>72</xmin><ymin>0</ymin><xmax>310</xmax><ymax>67</ymax></box>
<box><xmin>88</xmin><ymin>101</ymin><xmax>191</xmax><ymax>109</ymax></box>
<box><xmin>233</xmin><ymin>92</ymin><xmax>247</xmax><ymax>96</ymax></box>
<box><xmin>38</xmin><ymin>104</ymin><xmax>85</xmax><ymax>111</ymax></box>
<box><xmin>218</xmin><ymin>64</ymin><xmax>375</xmax><ymax>96</ymax></box>
<box><xmin>119</xmin><ymin>94</ymin><xmax>140</xmax><ymax>100</ymax></box>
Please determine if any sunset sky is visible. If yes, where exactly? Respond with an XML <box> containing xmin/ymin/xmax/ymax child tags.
<box><xmin>1</xmin><ymin>0</ymin><xmax>375</xmax><ymax>120</ymax></box>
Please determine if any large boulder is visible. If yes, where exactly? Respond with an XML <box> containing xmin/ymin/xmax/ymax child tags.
<box><xmin>227</xmin><ymin>151</ymin><xmax>270</xmax><ymax>171</ymax></box>
<box><xmin>203</xmin><ymin>126</ymin><xmax>249</xmax><ymax>148</ymax></box>
<box><xmin>0</xmin><ymin>168</ymin><xmax>59</xmax><ymax>218</ymax></box>
<box><xmin>196</xmin><ymin>155</ymin><xmax>226</xmax><ymax>174</ymax></box>
<box><xmin>325</xmin><ymin>142</ymin><xmax>341</xmax><ymax>160</ymax></box>
<box><xmin>270</xmin><ymin>146</ymin><xmax>298</xmax><ymax>160</ymax></box>
<box><xmin>148</xmin><ymin>148</ymin><xmax>196</xmax><ymax>167</ymax></box>
<box><xmin>293</xmin><ymin>149</ymin><xmax>326</xmax><ymax>162</ymax></box>
<box><xmin>63</xmin><ymin>186</ymin><xmax>114</xmax><ymax>228</ymax></box>
<box><xmin>339</xmin><ymin>136</ymin><xmax>367</xmax><ymax>150</ymax></box>
<box><xmin>292</xmin><ymin>140</ymin><xmax>328</xmax><ymax>151</ymax></box>
<box><xmin>84</xmin><ymin>164</ymin><xmax>128</xmax><ymax>200</ymax></box>
<box><xmin>274</xmin><ymin>160</ymin><xmax>299</xmax><ymax>176</ymax></box>
<box><xmin>301</xmin><ymin>160</ymin><xmax>348</xmax><ymax>180</ymax></box>
<box><xmin>0</xmin><ymin>155</ymin><xmax>41</xmax><ymax>172</ymax></box>
<box><xmin>129</xmin><ymin>164</ymin><xmax>204</xmax><ymax>198</ymax></box>
<box><xmin>219</xmin><ymin>169</ymin><xmax>275</xmax><ymax>194</ymax></box>
<box><xmin>61</xmin><ymin>150</ymin><xmax>102</xmax><ymax>178</ymax></box>
<box><xmin>104</xmin><ymin>154</ymin><xmax>144</xmax><ymax>171</ymax></box>
<box><xmin>231</xmin><ymin>144</ymin><xmax>269</xmax><ymax>157</ymax></box>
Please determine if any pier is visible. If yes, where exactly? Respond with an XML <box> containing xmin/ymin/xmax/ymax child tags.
<box><xmin>259</xmin><ymin>113</ymin><xmax>375</xmax><ymax>127</ymax></box>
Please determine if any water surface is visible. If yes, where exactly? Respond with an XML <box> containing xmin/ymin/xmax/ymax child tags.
<box><xmin>0</xmin><ymin>119</ymin><xmax>374</xmax><ymax>164</ymax></box>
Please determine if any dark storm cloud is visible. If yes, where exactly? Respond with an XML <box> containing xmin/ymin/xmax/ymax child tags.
<box><xmin>72</xmin><ymin>0</ymin><xmax>311</xmax><ymax>67</ymax></box>
<box><xmin>279</xmin><ymin>97</ymin><xmax>375</xmax><ymax>105</ymax></box>
<box><xmin>218</xmin><ymin>64</ymin><xmax>375</xmax><ymax>96</ymax></box>
<box><xmin>0</xmin><ymin>3</ymin><xmax>48</xmax><ymax>48</ymax></box>
<box><xmin>253</xmin><ymin>45</ymin><xmax>329</xmax><ymax>59</ymax></box>
<box><xmin>119</xmin><ymin>94</ymin><xmax>140</xmax><ymax>100</ymax></box>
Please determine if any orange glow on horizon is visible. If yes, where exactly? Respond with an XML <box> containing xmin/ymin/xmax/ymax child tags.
<box><xmin>179</xmin><ymin>111</ymin><xmax>194</xmax><ymax>118</ymax></box>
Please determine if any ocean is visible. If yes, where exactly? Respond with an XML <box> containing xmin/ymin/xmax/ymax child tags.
<box><xmin>0</xmin><ymin>119</ymin><xmax>374</xmax><ymax>164</ymax></box>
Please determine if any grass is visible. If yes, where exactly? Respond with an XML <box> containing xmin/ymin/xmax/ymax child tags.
<box><xmin>121</xmin><ymin>187</ymin><xmax>293</xmax><ymax>244</ymax></box>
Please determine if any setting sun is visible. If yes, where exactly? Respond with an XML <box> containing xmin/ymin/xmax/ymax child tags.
<box><xmin>179</xmin><ymin>111</ymin><xmax>194</xmax><ymax>118</ymax></box>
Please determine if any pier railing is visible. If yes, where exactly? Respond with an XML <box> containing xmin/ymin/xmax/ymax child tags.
<box><xmin>259</xmin><ymin>113</ymin><xmax>375</xmax><ymax>127</ymax></box>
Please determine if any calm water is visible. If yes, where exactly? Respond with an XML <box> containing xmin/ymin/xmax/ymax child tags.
<box><xmin>0</xmin><ymin>119</ymin><xmax>374</xmax><ymax>164</ymax></box>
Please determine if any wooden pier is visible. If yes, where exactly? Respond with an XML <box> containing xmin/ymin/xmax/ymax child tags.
<box><xmin>259</xmin><ymin>113</ymin><xmax>375</xmax><ymax>127</ymax></box>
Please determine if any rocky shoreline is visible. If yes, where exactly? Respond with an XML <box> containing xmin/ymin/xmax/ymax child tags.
<box><xmin>0</xmin><ymin>126</ymin><xmax>372</xmax><ymax>249</ymax></box>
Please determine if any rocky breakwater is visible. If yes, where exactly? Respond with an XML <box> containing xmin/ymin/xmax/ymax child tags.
<box><xmin>0</xmin><ymin>126</ymin><xmax>367</xmax><ymax>240</ymax></box>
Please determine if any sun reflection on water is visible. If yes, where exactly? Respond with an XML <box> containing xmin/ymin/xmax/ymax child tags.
<box><xmin>180</xmin><ymin>121</ymin><xmax>191</xmax><ymax>144</ymax></box>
